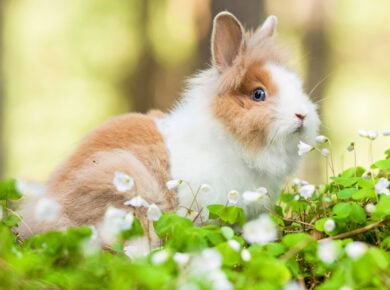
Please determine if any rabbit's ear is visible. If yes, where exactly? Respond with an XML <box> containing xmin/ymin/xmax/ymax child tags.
<box><xmin>251</xmin><ymin>15</ymin><xmax>277</xmax><ymax>44</ymax></box>
<box><xmin>211</xmin><ymin>12</ymin><xmax>246</xmax><ymax>71</ymax></box>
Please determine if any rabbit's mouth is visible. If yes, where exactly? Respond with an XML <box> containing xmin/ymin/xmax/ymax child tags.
<box><xmin>292</xmin><ymin>124</ymin><xmax>307</xmax><ymax>135</ymax></box>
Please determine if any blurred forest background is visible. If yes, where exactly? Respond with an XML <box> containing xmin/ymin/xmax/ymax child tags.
<box><xmin>0</xmin><ymin>0</ymin><xmax>389</xmax><ymax>183</ymax></box>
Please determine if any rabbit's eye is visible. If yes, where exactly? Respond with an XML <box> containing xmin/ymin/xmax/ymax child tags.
<box><xmin>251</xmin><ymin>88</ymin><xmax>266</xmax><ymax>102</ymax></box>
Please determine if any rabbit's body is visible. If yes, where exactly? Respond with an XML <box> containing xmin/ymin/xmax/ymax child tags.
<box><xmin>17</xmin><ymin>113</ymin><xmax>177</xmax><ymax>242</ymax></box>
<box><xmin>158</xmin><ymin>62</ymin><xmax>319</xmax><ymax>220</ymax></box>
<box><xmin>17</xmin><ymin>12</ymin><xmax>320</xmax><ymax>245</ymax></box>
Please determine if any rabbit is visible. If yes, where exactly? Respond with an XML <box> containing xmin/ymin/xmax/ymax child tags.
<box><xmin>16</xmin><ymin>12</ymin><xmax>320</xmax><ymax>248</ymax></box>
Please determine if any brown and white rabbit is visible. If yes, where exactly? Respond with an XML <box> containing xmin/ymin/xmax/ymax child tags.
<box><xmin>17</xmin><ymin>12</ymin><xmax>320</xmax><ymax>246</ymax></box>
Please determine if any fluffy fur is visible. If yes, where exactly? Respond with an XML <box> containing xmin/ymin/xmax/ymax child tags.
<box><xmin>17</xmin><ymin>12</ymin><xmax>320</xmax><ymax>245</ymax></box>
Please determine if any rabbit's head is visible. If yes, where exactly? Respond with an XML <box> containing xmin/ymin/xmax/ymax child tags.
<box><xmin>210</xmin><ymin>12</ymin><xmax>320</xmax><ymax>155</ymax></box>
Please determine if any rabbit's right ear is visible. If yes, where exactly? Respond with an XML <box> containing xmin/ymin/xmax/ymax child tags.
<box><xmin>211</xmin><ymin>12</ymin><xmax>246</xmax><ymax>72</ymax></box>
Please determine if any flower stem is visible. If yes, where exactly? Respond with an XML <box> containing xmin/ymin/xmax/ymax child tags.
<box><xmin>318</xmin><ymin>219</ymin><xmax>388</xmax><ymax>242</ymax></box>
<box><xmin>1</xmin><ymin>200</ymin><xmax>8</xmax><ymax>219</ymax></box>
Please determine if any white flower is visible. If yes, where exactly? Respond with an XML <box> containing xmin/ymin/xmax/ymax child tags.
<box><xmin>299</xmin><ymin>184</ymin><xmax>316</xmax><ymax>200</ymax></box>
<box><xmin>243</xmin><ymin>214</ymin><xmax>278</xmax><ymax>245</ymax></box>
<box><xmin>227</xmin><ymin>240</ymin><xmax>241</xmax><ymax>252</ymax></box>
<box><xmin>124</xmin><ymin>237</ymin><xmax>150</xmax><ymax>259</ymax></box>
<box><xmin>293</xmin><ymin>178</ymin><xmax>302</xmax><ymax>185</ymax></box>
<box><xmin>201</xmin><ymin>249</ymin><xmax>223</xmax><ymax>271</ymax></box>
<box><xmin>151</xmin><ymin>250</ymin><xmax>169</xmax><ymax>265</ymax></box>
<box><xmin>241</xmin><ymin>249</ymin><xmax>251</xmax><ymax>262</ymax></box>
<box><xmin>383</xmin><ymin>129</ymin><xmax>390</xmax><ymax>136</ymax></box>
<box><xmin>317</xmin><ymin>240</ymin><xmax>338</xmax><ymax>264</ymax></box>
<box><xmin>358</xmin><ymin>130</ymin><xmax>368</xmax><ymax>137</ymax></box>
<box><xmin>375</xmin><ymin>178</ymin><xmax>390</xmax><ymax>195</ymax></box>
<box><xmin>324</xmin><ymin>219</ymin><xmax>336</xmax><ymax>232</ymax></box>
<box><xmin>147</xmin><ymin>204</ymin><xmax>162</xmax><ymax>221</ymax></box>
<box><xmin>100</xmin><ymin>207</ymin><xmax>134</xmax><ymax>243</ymax></box>
<box><xmin>166</xmin><ymin>179</ymin><xmax>182</xmax><ymax>190</ymax></box>
<box><xmin>294</xmin><ymin>194</ymin><xmax>300</xmax><ymax>201</ymax></box>
<box><xmin>200</xmin><ymin>184</ymin><xmax>211</xmax><ymax>192</ymax></box>
<box><xmin>293</xmin><ymin>178</ymin><xmax>308</xmax><ymax>186</ymax></box>
<box><xmin>242</xmin><ymin>191</ymin><xmax>263</xmax><ymax>203</ymax></box>
<box><xmin>367</xmin><ymin>130</ymin><xmax>379</xmax><ymax>140</ymax></box>
<box><xmin>315</xmin><ymin>135</ymin><xmax>329</xmax><ymax>144</ymax></box>
<box><xmin>124</xmin><ymin>195</ymin><xmax>149</xmax><ymax>207</ymax></box>
<box><xmin>227</xmin><ymin>190</ymin><xmax>240</xmax><ymax>205</ymax></box>
<box><xmin>15</xmin><ymin>179</ymin><xmax>45</xmax><ymax>198</ymax></box>
<box><xmin>283</xmin><ymin>280</ymin><xmax>302</xmax><ymax>290</ymax></box>
<box><xmin>256</xmin><ymin>187</ymin><xmax>268</xmax><ymax>194</ymax></box>
<box><xmin>189</xmin><ymin>248</ymin><xmax>223</xmax><ymax>273</ymax></box>
<box><xmin>34</xmin><ymin>198</ymin><xmax>61</xmax><ymax>222</ymax></box>
<box><xmin>242</xmin><ymin>187</ymin><xmax>267</xmax><ymax>203</ymax></box>
<box><xmin>321</xmin><ymin>148</ymin><xmax>330</xmax><ymax>157</ymax></box>
<box><xmin>365</xmin><ymin>203</ymin><xmax>376</xmax><ymax>214</ymax></box>
<box><xmin>208</xmin><ymin>271</ymin><xmax>233</xmax><ymax>290</ymax></box>
<box><xmin>113</xmin><ymin>171</ymin><xmax>134</xmax><ymax>192</ymax></box>
<box><xmin>339</xmin><ymin>286</ymin><xmax>353</xmax><ymax>290</ymax></box>
<box><xmin>179</xmin><ymin>249</ymin><xmax>232</xmax><ymax>290</ymax></box>
<box><xmin>297</xmin><ymin>141</ymin><xmax>314</xmax><ymax>156</ymax></box>
<box><xmin>104</xmin><ymin>207</ymin><xmax>134</xmax><ymax>230</ymax></box>
<box><xmin>345</xmin><ymin>241</ymin><xmax>367</xmax><ymax>260</ymax></box>
<box><xmin>346</xmin><ymin>142</ymin><xmax>355</xmax><ymax>152</ymax></box>
<box><xmin>173</xmin><ymin>252</ymin><xmax>190</xmax><ymax>266</ymax></box>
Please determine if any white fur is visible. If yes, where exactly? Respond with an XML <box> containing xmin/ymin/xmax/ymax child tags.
<box><xmin>156</xmin><ymin>63</ymin><xmax>320</xmax><ymax>220</ymax></box>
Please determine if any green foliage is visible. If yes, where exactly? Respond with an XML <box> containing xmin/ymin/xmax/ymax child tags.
<box><xmin>0</xmin><ymin>148</ymin><xmax>389</xmax><ymax>289</ymax></box>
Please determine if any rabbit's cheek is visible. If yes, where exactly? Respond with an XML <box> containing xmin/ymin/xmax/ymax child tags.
<box><xmin>211</xmin><ymin>95</ymin><xmax>273</xmax><ymax>150</ymax></box>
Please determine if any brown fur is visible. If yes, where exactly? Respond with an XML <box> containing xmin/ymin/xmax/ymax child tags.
<box><xmin>211</xmin><ymin>64</ymin><xmax>278</xmax><ymax>151</ymax></box>
<box><xmin>211</xmin><ymin>14</ymin><xmax>286</xmax><ymax>152</ymax></box>
<box><xmin>18</xmin><ymin>113</ymin><xmax>176</xmax><ymax>247</ymax></box>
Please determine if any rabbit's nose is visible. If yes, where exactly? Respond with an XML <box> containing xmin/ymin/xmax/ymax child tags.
<box><xmin>295</xmin><ymin>113</ymin><xmax>306</xmax><ymax>121</ymax></box>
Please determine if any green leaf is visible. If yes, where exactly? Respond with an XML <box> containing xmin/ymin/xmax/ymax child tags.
<box><xmin>371</xmin><ymin>159</ymin><xmax>390</xmax><ymax>169</ymax></box>
<box><xmin>282</xmin><ymin>233</ymin><xmax>314</xmax><ymax>248</ymax></box>
<box><xmin>337</xmin><ymin>188</ymin><xmax>357</xmax><ymax>199</ymax></box>
<box><xmin>357</xmin><ymin>178</ymin><xmax>375</xmax><ymax>188</ymax></box>
<box><xmin>315</xmin><ymin>218</ymin><xmax>327</xmax><ymax>232</ymax></box>
<box><xmin>221</xmin><ymin>226</ymin><xmax>234</xmax><ymax>240</ymax></box>
<box><xmin>2</xmin><ymin>214</ymin><xmax>21</xmax><ymax>227</ymax></box>
<box><xmin>200</xmin><ymin>225</ymin><xmax>225</xmax><ymax>246</ymax></box>
<box><xmin>208</xmin><ymin>204</ymin><xmax>225</xmax><ymax>220</ymax></box>
<box><xmin>381</xmin><ymin>236</ymin><xmax>390</xmax><ymax>250</ymax></box>
<box><xmin>332</xmin><ymin>202</ymin><xmax>352</xmax><ymax>218</ymax></box>
<box><xmin>341</xmin><ymin>167</ymin><xmax>357</xmax><ymax>177</ymax></box>
<box><xmin>349</xmin><ymin>202</ymin><xmax>367</xmax><ymax>223</ymax></box>
<box><xmin>263</xmin><ymin>242</ymin><xmax>287</xmax><ymax>257</ymax></box>
<box><xmin>274</xmin><ymin>205</ymin><xmax>284</xmax><ymax>217</ymax></box>
<box><xmin>372</xmin><ymin>195</ymin><xmax>390</xmax><ymax>220</ymax></box>
<box><xmin>207</xmin><ymin>204</ymin><xmax>245</xmax><ymax>226</ymax></box>
<box><xmin>332</xmin><ymin>177</ymin><xmax>358</xmax><ymax>187</ymax></box>
<box><xmin>121</xmin><ymin>218</ymin><xmax>144</xmax><ymax>240</ymax></box>
<box><xmin>154</xmin><ymin>213</ymin><xmax>193</xmax><ymax>239</ymax></box>
<box><xmin>352</xmin><ymin>188</ymin><xmax>376</xmax><ymax>200</ymax></box>
<box><xmin>0</xmin><ymin>179</ymin><xmax>22</xmax><ymax>200</ymax></box>
<box><xmin>280</xmin><ymin>193</ymin><xmax>295</xmax><ymax>203</ymax></box>
<box><xmin>217</xmin><ymin>242</ymin><xmax>241</xmax><ymax>267</ymax></box>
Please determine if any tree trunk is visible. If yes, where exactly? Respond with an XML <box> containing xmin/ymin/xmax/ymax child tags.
<box><xmin>123</xmin><ymin>0</ymin><xmax>161</xmax><ymax>113</ymax></box>
<box><xmin>302</xmin><ymin>1</ymin><xmax>330</xmax><ymax>106</ymax></box>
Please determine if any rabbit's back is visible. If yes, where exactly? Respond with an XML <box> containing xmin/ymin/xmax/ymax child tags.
<box><xmin>17</xmin><ymin>113</ymin><xmax>177</xmax><ymax>241</ymax></box>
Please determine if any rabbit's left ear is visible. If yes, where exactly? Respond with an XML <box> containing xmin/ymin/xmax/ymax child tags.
<box><xmin>211</xmin><ymin>12</ymin><xmax>246</xmax><ymax>71</ymax></box>
<box><xmin>251</xmin><ymin>15</ymin><xmax>278</xmax><ymax>43</ymax></box>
